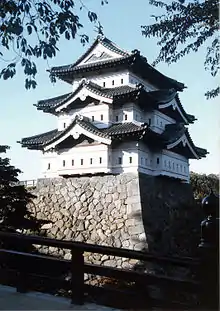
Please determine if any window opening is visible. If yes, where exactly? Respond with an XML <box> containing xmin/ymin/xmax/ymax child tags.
<box><xmin>129</xmin><ymin>157</ymin><xmax>132</xmax><ymax>164</ymax></box>
<box><xmin>121</xmin><ymin>78</ymin><xmax>123</xmax><ymax>84</ymax></box>
<box><xmin>91</xmin><ymin>116</ymin><xmax>94</xmax><ymax>122</ymax></box>
<box><xmin>112</xmin><ymin>80</ymin><xmax>114</xmax><ymax>86</ymax></box>
<box><xmin>148</xmin><ymin>118</ymin><xmax>151</xmax><ymax>125</ymax></box>
<box><xmin>63</xmin><ymin>123</ymin><xmax>66</xmax><ymax>129</ymax></box>
<box><xmin>101</xmin><ymin>114</ymin><xmax>103</xmax><ymax>121</ymax></box>
<box><xmin>81</xmin><ymin>159</ymin><xmax>83</xmax><ymax>165</ymax></box>
<box><xmin>118</xmin><ymin>157</ymin><xmax>122</xmax><ymax>165</ymax></box>
<box><xmin>103</xmin><ymin>81</ymin><xmax>106</xmax><ymax>87</ymax></box>
<box><xmin>116</xmin><ymin>115</ymin><xmax>119</xmax><ymax>122</ymax></box>
<box><xmin>99</xmin><ymin>157</ymin><xmax>102</xmax><ymax>164</ymax></box>
<box><xmin>48</xmin><ymin>163</ymin><xmax>50</xmax><ymax>170</ymax></box>
<box><xmin>63</xmin><ymin>160</ymin><xmax>65</xmax><ymax>167</ymax></box>
<box><xmin>157</xmin><ymin>157</ymin><xmax>160</xmax><ymax>164</ymax></box>
<box><xmin>125</xmin><ymin>114</ymin><xmax>127</xmax><ymax>121</ymax></box>
<box><xmin>72</xmin><ymin>159</ymin><xmax>74</xmax><ymax>166</ymax></box>
<box><xmin>90</xmin><ymin>158</ymin><xmax>93</xmax><ymax>165</ymax></box>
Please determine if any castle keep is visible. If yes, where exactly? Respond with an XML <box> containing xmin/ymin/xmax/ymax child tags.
<box><xmin>20</xmin><ymin>36</ymin><xmax>207</xmax><ymax>182</ymax></box>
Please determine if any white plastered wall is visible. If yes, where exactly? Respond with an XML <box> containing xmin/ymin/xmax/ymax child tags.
<box><xmin>161</xmin><ymin>150</ymin><xmax>189</xmax><ymax>182</ymax></box>
<box><xmin>57</xmin><ymin>103</ymin><xmax>111</xmax><ymax>130</ymax></box>
<box><xmin>111</xmin><ymin>141</ymin><xmax>139</xmax><ymax>174</ymax></box>
<box><xmin>149</xmin><ymin>110</ymin><xmax>176</xmax><ymax>134</ymax></box>
<box><xmin>42</xmin><ymin>143</ymin><xmax>111</xmax><ymax>177</ymax></box>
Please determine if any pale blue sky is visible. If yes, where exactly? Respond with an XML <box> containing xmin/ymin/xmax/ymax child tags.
<box><xmin>0</xmin><ymin>0</ymin><xmax>219</xmax><ymax>180</ymax></box>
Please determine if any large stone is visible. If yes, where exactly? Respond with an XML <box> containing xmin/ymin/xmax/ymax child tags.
<box><xmin>104</xmin><ymin>260</ymin><xmax>117</xmax><ymax>267</ymax></box>
<box><xmin>106</xmin><ymin>194</ymin><xmax>112</xmax><ymax>203</ymax></box>
<box><xmin>80</xmin><ymin>193</ymin><xmax>87</xmax><ymax>203</ymax></box>
<box><xmin>77</xmin><ymin>222</ymin><xmax>85</xmax><ymax>231</ymax></box>
<box><xmin>97</xmin><ymin>229</ymin><xmax>106</xmax><ymax>241</ymax></box>
<box><xmin>74</xmin><ymin>201</ymin><xmax>82</xmax><ymax>210</ymax></box>
<box><xmin>56</xmin><ymin>219</ymin><xmax>64</xmax><ymax>229</ymax></box>
<box><xmin>93</xmin><ymin>190</ymin><xmax>100</xmax><ymax>199</ymax></box>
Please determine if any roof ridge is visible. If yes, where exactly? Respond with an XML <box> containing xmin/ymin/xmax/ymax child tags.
<box><xmin>21</xmin><ymin>129</ymin><xmax>58</xmax><ymax>142</ymax></box>
<box><xmin>101</xmin><ymin>37</ymin><xmax>130</xmax><ymax>56</ymax></box>
<box><xmin>37</xmin><ymin>92</ymin><xmax>72</xmax><ymax>105</ymax></box>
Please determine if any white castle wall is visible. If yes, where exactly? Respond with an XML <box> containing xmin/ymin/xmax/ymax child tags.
<box><xmin>42</xmin><ymin>144</ymin><xmax>111</xmax><ymax>177</ymax></box>
<box><xmin>58</xmin><ymin>103</ymin><xmax>111</xmax><ymax>130</ymax></box>
<box><xmin>41</xmin><ymin>139</ymin><xmax>189</xmax><ymax>182</ymax></box>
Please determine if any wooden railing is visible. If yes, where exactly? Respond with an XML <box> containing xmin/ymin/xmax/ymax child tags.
<box><xmin>0</xmin><ymin>231</ymin><xmax>203</xmax><ymax>310</ymax></box>
<box><xmin>16</xmin><ymin>179</ymin><xmax>37</xmax><ymax>188</ymax></box>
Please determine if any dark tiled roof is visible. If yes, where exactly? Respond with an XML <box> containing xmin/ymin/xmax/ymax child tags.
<box><xmin>50</xmin><ymin>54</ymin><xmax>134</xmax><ymax>76</ymax></box>
<box><xmin>20</xmin><ymin>116</ymin><xmax>149</xmax><ymax>150</ymax></box>
<box><xmin>162</xmin><ymin>123</ymin><xmax>186</xmax><ymax>145</ymax></box>
<box><xmin>148</xmin><ymin>88</ymin><xmax>177</xmax><ymax>104</ymax></box>
<box><xmin>162</xmin><ymin>123</ymin><xmax>207</xmax><ymax>158</ymax></box>
<box><xmin>103</xmin><ymin>122</ymin><xmax>148</xmax><ymax>136</ymax></box>
<box><xmin>185</xmin><ymin>130</ymin><xmax>208</xmax><ymax>158</ymax></box>
<box><xmin>85</xmin><ymin>81</ymin><xmax>138</xmax><ymax>98</ymax></box>
<box><xmin>35</xmin><ymin>80</ymin><xmax>139</xmax><ymax>113</ymax></box>
<box><xmin>176</xmin><ymin>95</ymin><xmax>196</xmax><ymax>123</ymax></box>
<box><xmin>20</xmin><ymin>129</ymin><xmax>59</xmax><ymax>149</ymax></box>
<box><xmin>49</xmin><ymin>37</ymin><xmax>185</xmax><ymax>91</ymax></box>
<box><xmin>35</xmin><ymin>92</ymin><xmax>72</xmax><ymax>112</ymax></box>
<box><xmin>73</xmin><ymin>35</ymin><xmax>129</xmax><ymax>68</ymax></box>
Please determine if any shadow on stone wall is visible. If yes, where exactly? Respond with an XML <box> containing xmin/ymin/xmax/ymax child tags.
<box><xmin>138</xmin><ymin>173</ymin><xmax>204</xmax><ymax>257</ymax></box>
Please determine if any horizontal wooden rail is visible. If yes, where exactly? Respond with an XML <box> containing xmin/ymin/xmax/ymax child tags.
<box><xmin>0</xmin><ymin>231</ymin><xmax>201</xmax><ymax>309</ymax></box>
<box><xmin>0</xmin><ymin>231</ymin><xmax>200</xmax><ymax>266</ymax></box>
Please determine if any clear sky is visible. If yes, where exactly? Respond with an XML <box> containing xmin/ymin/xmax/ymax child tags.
<box><xmin>0</xmin><ymin>0</ymin><xmax>219</xmax><ymax>180</ymax></box>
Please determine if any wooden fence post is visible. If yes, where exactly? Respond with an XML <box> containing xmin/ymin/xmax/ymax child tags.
<box><xmin>198</xmin><ymin>191</ymin><xmax>219</xmax><ymax>310</ymax></box>
<box><xmin>71</xmin><ymin>248</ymin><xmax>84</xmax><ymax>305</ymax></box>
<box><xmin>16</xmin><ymin>256</ymin><xmax>28</xmax><ymax>293</ymax></box>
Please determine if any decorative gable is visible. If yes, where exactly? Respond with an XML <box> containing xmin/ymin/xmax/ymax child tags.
<box><xmin>84</xmin><ymin>51</ymin><xmax>113</xmax><ymax>64</ymax></box>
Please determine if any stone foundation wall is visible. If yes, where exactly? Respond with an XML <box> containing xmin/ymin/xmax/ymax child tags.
<box><xmin>29</xmin><ymin>173</ymin><xmax>201</xmax><ymax>268</ymax></box>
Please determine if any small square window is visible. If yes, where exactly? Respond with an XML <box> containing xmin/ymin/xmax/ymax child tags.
<box><xmin>112</xmin><ymin>80</ymin><xmax>114</xmax><ymax>86</ymax></box>
<box><xmin>72</xmin><ymin>159</ymin><xmax>74</xmax><ymax>166</ymax></box>
<box><xmin>91</xmin><ymin>116</ymin><xmax>94</xmax><ymax>122</ymax></box>
<box><xmin>63</xmin><ymin>160</ymin><xmax>65</xmax><ymax>167</ymax></box>
<box><xmin>90</xmin><ymin>158</ymin><xmax>93</xmax><ymax>165</ymax></box>
<box><xmin>116</xmin><ymin>115</ymin><xmax>119</xmax><ymax>122</ymax></box>
<box><xmin>118</xmin><ymin>157</ymin><xmax>122</xmax><ymax>165</ymax></box>
<box><xmin>48</xmin><ymin>163</ymin><xmax>50</xmax><ymax>170</ymax></box>
<box><xmin>125</xmin><ymin>114</ymin><xmax>127</xmax><ymax>121</ymax></box>
<box><xmin>129</xmin><ymin>157</ymin><xmax>132</xmax><ymax>164</ymax></box>
<box><xmin>99</xmin><ymin>157</ymin><xmax>102</xmax><ymax>164</ymax></box>
<box><xmin>103</xmin><ymin>81</ymin><xmax>106</xmax><ymax>87</ymax></box>
<box><xmin>101</xmin><ymin>114</ymin><xmax>103</xmax><ymax>121</ymax></box>
<box><xmin>121</xmin><ymin>78</ymin><xmax>123</xmax><ymax>84</ymax></box>
<box><xmin>157</xmin><ymin>157</ymin><xmax>160</xmax><ymax>164</ymax></box>
<box><xmin>81</xmin><ymin>159</ymin><xmax>83</xmax><ymax>165</ymax></box>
